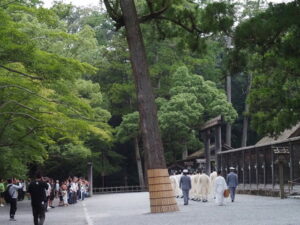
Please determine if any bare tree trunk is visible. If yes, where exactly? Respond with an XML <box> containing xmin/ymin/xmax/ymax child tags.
<box><xmin>134</xmin><ymin>137</ymin><xmax>145</xmax><ymax>187</ymax></box>
<box><xmin>120</xmin><ymin>0</ymin><xmax>166</xmax><ymax>169</ymax></box>
<box><xmin>241</xmin><ymin>73</ymin><xmax>252</xmax><ymax>147</ymax></box>
<box><xmin>120</xmin><ymin>0</ymin><xmax>178</xmax><ymax>213</ymax></box>
<box><xmin>182</xmin><ymin>143</ymin><xmax>188</xmax><ymax>160</ymax></box>
<box><xmin>226</xmin><ymin>74</ymin><xmax>232</xmax><ymax>147</ymax></box>
<box><xmin>241</xmin><ymin>102</ymin><xmax>249</xmax><ymax>147</ymax></box>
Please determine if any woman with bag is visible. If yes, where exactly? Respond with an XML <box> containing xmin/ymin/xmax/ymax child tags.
<box><xmin>214</xmin><ymin>171</ymin><xmax>228</xmax><ymax>206</ymax></box>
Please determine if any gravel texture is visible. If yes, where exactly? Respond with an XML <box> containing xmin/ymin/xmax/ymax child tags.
<box><xmin>0</xmin><ymin>192</ymin><xmax>299</xmax><ymax>225</ymax></box>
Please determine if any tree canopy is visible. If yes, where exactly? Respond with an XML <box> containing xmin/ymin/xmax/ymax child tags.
<box><xmin>1</xmin><ymin>0</ymin><xmax>298</xmax><ymax>186</ymax></box>
<box><xmin>0</xmin><ymin>1</ymin><xmax>115</xmax><ymax>178</ymax></box>
<box><xmin>234</xmin><ymin>0</ymin><xmax>300</xmax><ymax>136</ymax></box>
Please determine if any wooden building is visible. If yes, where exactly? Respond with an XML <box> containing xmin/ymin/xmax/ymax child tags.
<box><xmin>217</xmin><ymin>123</ymin><xmax>300</xmax><ymax>195</ymax></box>
<box><xmin>168</xmin><ymin>116</ymin><xmax>230</xmax><ymax>174</ymax></box>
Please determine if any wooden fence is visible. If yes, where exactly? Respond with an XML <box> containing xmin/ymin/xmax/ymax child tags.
<box><xmin>217</xmin><ymin>136</ymin><xmax>300</xmax><ymax>195</ymax></box>
<box><xmin>93</xmin><ymin>185</ymin><xmax>147</xmax><ymax>194</ymax></box>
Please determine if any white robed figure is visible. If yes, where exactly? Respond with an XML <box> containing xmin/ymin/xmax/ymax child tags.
<box><xmin>199</xmin><ymin>172</ymin><xmax>210</xmax><ymax>202</ymax></box>
<box><xmin>210</xmin><ymin>171</ymin><xmax>217</xmax><ymax>198</ymax></box>
<box><xmin>214</xmin><ymin>171</ymin><xmax>227</xmax><ymax>206</ymax></box>
<box><xmin>190</xmin><ymin>174</ymin><xmax>198</xmax><ymax>200</ymax></box>
<box><xmin>170</xmin><ymin>175</ymin><xmax>180</xmax><ymax>198</ymax></box>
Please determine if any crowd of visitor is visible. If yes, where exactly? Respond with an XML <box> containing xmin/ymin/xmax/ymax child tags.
<box><xmin>0</xmin><ymin>176</ymin><xmax>90</xmax><ymax>222</ymax></box>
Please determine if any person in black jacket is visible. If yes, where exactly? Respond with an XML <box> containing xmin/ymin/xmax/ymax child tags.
<box><xmin>28</xmin><ymin>174</ymin><xmax>48</xmax><ymax>225</ymax></box>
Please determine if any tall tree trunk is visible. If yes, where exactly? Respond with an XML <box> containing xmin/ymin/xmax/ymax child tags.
<box><xmin>134</xmin><ymin>137</ymin><xmax>145</xmax><ymax>187</ymax></box>
<box><xmin>182</xmin><ymin>143</ymin><xmax>188</xmax><ymax>160</ymax></box>
<box><xmin>226</xmin><ymin>74</ymin><xmax>232</xmax><ymax>147</ymax></box>
<box><xmin>120</xmin><ymin>0</ymin><xmax>166</xmax><ymax>169</ymax></box>
<box><xmin>120</xmin><ymin>0</ymin><xmax>178</xmax><ymax>213</ymax></box>
<box><xmin>241</xmin><ymin>73</ymin><xmax>252</xmax><ymax>147</ymax></box>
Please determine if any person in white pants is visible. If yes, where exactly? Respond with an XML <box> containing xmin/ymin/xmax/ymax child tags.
<box><xmin>214</xmin><ymin>171</ymin><xmax>227</xmax><ymax>206</ymax></box>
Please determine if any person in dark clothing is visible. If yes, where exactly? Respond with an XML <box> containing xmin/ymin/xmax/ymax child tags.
<box><xmin>226</xmin><ymin>167</ymin><xmax>238</xmax><ymax>202</ymax></box>
<box><xmin>179</xmin><ymin>169</ymin><xmax>192</xmax><ymax>205</ymax></box>
<box><xmin>28</xmin><ymin>174</ymin><xmax>48</xmax><ymax>225</ymax></box>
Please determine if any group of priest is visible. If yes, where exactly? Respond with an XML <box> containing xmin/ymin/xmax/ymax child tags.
<box><xmin>170</xmin><ymin>168</ymin><xmax>238</xmax><ymax>206</ymax></box>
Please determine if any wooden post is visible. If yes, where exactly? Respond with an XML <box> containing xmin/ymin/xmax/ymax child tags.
<box><xmin>256</xmin><ymin>148</ymin><xmax>259</xmax><ymax>190</ymax></box>
<box><xmin>271</xmin><ymin>150</ymin><xmax>275</xmax><ymax>190</ymax></box>
<box><xmin>204</xmin><ymin>130</ymin><xmax>211</xmax><ymax>174</ymax></box>
<box><xmin>249</xmin><ymin>160</ymin><xmax>251</xmax><ymax>189</ymax></box>
<box><xmin>273</xmin><ymin>146</ymin><xmax>290</xmax><ymax>199</ymax></box>
<box><xmin>243</xmin><ymin>150</ymin><xmax>245</xmax><ymax>189</ymax></box>
<box><xmin>225</xmin><ymin>75</ymin><xmax>231</xmax><ymax>147</ymax></box>
<box><xmin>220</xmin><ymin>154</ymin><xmax>223</xmax><ymax>172</ymax></box>
<box><xmin>215</xmin><ymin>126</ymin><xmax>222</xmax><ymax>171</ymax></box>
<box><xmin>278</xmin><ymin>155</ymin><xmax>285</xmax><ymax>199</ymax></box>
<box><xmin>88</xmin><ymin>162</ymin><xmax>93</xmax><ymax>197</ymax></box>
<box><xmin>263</xmin><ymin>149</ymin><xmax>266</xmax><ymax>188</ymax></box>
<box><xmin>289</xmin><ymin>142</ymin><xmax>293</xmax><ymax>191</ymax></box>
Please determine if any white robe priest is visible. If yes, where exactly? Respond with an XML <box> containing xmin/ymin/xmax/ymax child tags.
<box><xmin>214</xmin><ymin>174</ymin><xmax>227</xmax><ymax>206</ymax></box>
<box><xmin>199</xmin><ymin>173</ymin><xmax>210</xmax><ymax>202</ymax></box>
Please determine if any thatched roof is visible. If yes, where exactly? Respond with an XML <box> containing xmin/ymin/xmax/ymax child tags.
<box><xmin>186</xmin><ymin>149</ymin><xmax>205</xmax><ymax>160</ymax></box>
<box><xmin>256</xmin><ymin>122</ymin><xmax>300</xmax><ymax>146</ymax></box>
<box><xmin>186</xmin><ymin>144</ymin><xmax>232</xmax><ymax>160</ymax></box>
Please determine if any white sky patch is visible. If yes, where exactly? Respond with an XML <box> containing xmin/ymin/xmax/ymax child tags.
<box><xmin>42</xmin><ymin>0</ymin><xmax>294</xmax><ymax>8</ymax></box>
<box><xmin>42</xmin><ymin>0</ymin><xmax>101</xmax><ymax>8</ymax></box>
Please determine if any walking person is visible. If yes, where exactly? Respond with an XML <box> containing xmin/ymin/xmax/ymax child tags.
<box><xmin>61</xmin><ymin>183</ymin><xmax>68</xmax><ymax>206</ymax></box>
<box><xmin>198</xmin><ymin>170</ymin><xmax>210</xmax><ymax>202</ymax></box>
<box><xmin>45</xmin><ymin>178</ymin><xmax>51</xmax><ymax>211</ymax></box>
<box><xmin>214</xmin><ymin>171</ymin><xmax>227</xmax><ymax>206</ymax></box>
<box><xmin>0</xmin><ymin>179</ymin><xmax>5</xmax><ymax>207</ymax></box>
<box><xmin>7</xmin><ymin>178</ymin><xmax>23</xmax><ymax>221</ymax></box>
<box><xmin>179</xmin><ymin>169</ymin><xmax>191</xmax><ymax>205</ymax></box>
<box><xmin>28</xmin><ymin>174</ymin><xmax>48</xmax><ymax>225</ymax></box>
<box><xmin>55</xmin><ymin>180</ymin><xmax>60</xmax><ymax>198</ymax></box>
<box><xmin>48</xmin><ymin>179</ymin><xmax>55</xmax><ymax>208</ymax></box>
<box><xmin>227</xmin><ymin>167</ymin><xmax>238</xmax><ymax>202</ymax></box>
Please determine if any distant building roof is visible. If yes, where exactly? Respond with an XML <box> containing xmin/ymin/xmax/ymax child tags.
<box><xmin>186</xmin><ymin>144</ymin><xmax>233</xmax><ymax>160</ymax></box>
<box><xmin>186</xmin><ymin>149</ymin><xmax>205</xmax><ymax>160</ymax></box>
<box><xmin>255</xmin><ymin>122</ymin><xmax>300</xmax><ymax>146</ymax></box>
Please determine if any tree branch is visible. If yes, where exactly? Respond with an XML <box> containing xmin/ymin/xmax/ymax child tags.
<box><xmin>145</xmin><ymin>0</ymin><xmax>154</xmax><ymax>12</ymax></box>
<box><xmin>0</xmin><ymin>84</ymin><xmax>57</xmax><ymax>103</ymax></box>
<box><xmin>103</xmin><ymin>0</ymin><xmax>124</xmax><ymax>29</ymax></box>
<box><xmin>0</xmin><ymin>100</ymin><xmax>54</xmax><ymax>114</ymax></box>
<box><xmin>157</xmin><ymin>15</ymin><xmax>194</xmax><ymax>33</ymax></box>
<box><xmin>0</xmin><ymin>112</ymin><xmax>41</xmax><ymax>121</ymax></box>
<box><xmin>139</xmin><ymin>4</ymin><xmax>170</xmax><ymax>24</ymax></box>
<box><xmin>0</xmin><ymin>65</ymin><xmax>43</xmax><ymax>80</ymax></box>
<box><xmin>0</xmin><ymin>115</ymin><xmax>14</xmax><ymax>141</ymax></box>
<box><xmin>0</xmin><ymin>0</ymin><xmax>18</xmax><ymax>8</ymax></box>
<box><xmin>69</xmin><ymin>114</ymin><xmax>103</xmax><ymax>122</ymax></box>
<box><xmin>0</xmin><ymin>126</ymin><xmax>46</xmax><ymax>147</ymax></box>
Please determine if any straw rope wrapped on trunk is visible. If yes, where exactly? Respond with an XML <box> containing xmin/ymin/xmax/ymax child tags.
<box><xmin>148</xmin><ymin>169</ymin><xmax>179</xmax><ymax>213</ymax></box>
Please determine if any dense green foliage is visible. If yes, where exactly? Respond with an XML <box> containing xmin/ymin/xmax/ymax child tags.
<box><xmin>157</xmin><ymin>66</ymin><xmax>237</xmax><ymax>161</ymax></box>
<box><xmin>234</xmin><ymin>0</ymin><xmax>300</xmax><ymax>136</ymax></box>
<box><xmin>0</xmin><ymin>1</ymin><xmax>115</xmax><ymax>178</ymax></box>
<box><xmin>1</xmin><ymin>0</ymin><xmax>298</xmax><ymax>185</ymax></box>
<box><xmin>116</xmin><ymin>66</ymin><xmax>237</xmax><ymax>163</ymax></box>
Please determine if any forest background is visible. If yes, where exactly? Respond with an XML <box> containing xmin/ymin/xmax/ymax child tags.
<box><xmin>0</xmin><ymin>0</ymin><xmax>299</xmax><ymax>187</ymax></box>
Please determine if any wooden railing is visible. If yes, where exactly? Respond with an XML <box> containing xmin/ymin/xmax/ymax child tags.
<box><xmin>93</xmin><ymin>185</ymin><xmax>147</xmax><ymax>194</ymax></box>
<box><xmin>288</xmin><ymin>178</ymin><xmax>300</xmax><ymax>193</ymax></box>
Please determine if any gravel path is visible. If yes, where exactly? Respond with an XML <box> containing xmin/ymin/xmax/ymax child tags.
<box><xmin>0</xmin><ymin>193</ymin><xmax>299</xmax><ymax>225</ymax></box>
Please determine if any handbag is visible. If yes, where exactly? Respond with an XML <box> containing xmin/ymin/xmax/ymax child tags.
<box><xmin>224</xmin><ymin>189</ymin><xmax>230</xmax><ymax>198</ymax></box>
